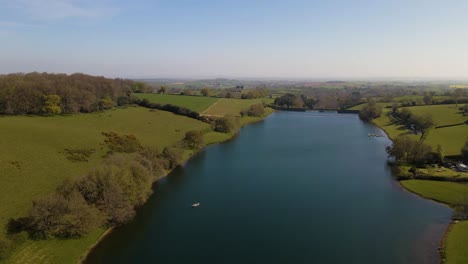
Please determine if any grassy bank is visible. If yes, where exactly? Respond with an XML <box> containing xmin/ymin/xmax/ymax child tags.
<box><xmin>368</xmin><ymin>104</ymin><xmax>467</xmax><ymax>156</ymax></box>
<box><xmin>133</xmin><ymin>93</ymin><xmax>219</xmax><ymax>113</ymax></box>
<box><xmin>401</xmin><ymin>180</ymin><xmax>468</xmax><ymax>205</ymax></box>
<box><xmin>0</xmin><ymin>107</ymin><xmax>221</xmax><ymax>263</ymax></box>
<box><xmin>445</xmin><ymin>221</ymin><xmax>468</xmax><ymax>264</ymax></box>
<box><xmin>359</xmin><ymin>103</ymin><xmax>467</xmax><ymax>263</ymax></box>
<box><xmin>0</xmin><ymin>98</ymin><xmax>272</xmax><ymax>263</ymax></box>
<box><xmin>201</xmin><ymin>98</ymin><xmax>274</xmax><ymax>117</ymax></box>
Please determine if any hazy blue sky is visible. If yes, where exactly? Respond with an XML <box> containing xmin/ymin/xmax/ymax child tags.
<box><xmin>1</xmin><ymin>0</ymin><xmax>468</xmax><ymax>79</ymax></box>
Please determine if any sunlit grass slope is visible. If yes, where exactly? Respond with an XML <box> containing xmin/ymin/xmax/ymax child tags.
<box><xmin>0</xmin><ymin>106</ymin><xmax>227</xmax><ymax>263</ymax></box>
<box><xmin>202</xmin><ymin>98</ymin><xmax>274</xmax><ymax>117</ymax></box>
<box><xmin>134</xmin><ymin>94</ymin><xmax>219</xmax><ymax>113</ymax></box>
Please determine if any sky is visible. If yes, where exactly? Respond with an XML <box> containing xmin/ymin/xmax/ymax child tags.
<box><xmin>1</xmin><ymin>0</ymin><xmax>468</xmax><ymax>79</ymax></box>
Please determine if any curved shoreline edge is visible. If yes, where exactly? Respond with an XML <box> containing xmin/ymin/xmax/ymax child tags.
<box><xmin>369</xmin><ymin>118</ymin><xmax>454</xmax><ymax>264</ymax></box>
<box><xmin>78</xmin><ymin>110</ymin><xmax>274</xmax><ymax>263</ymax></box>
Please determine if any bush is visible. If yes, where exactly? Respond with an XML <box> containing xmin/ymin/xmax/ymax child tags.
<box><xmin>247</xmin><ymin>103</ymin><xmax>265</xmax><ymax>117</ymax></box>
<box><xmin>102</xmin><ymin>132</ymin><xmax>142</xmax><ymax>153</ymax></box>
<box><xmin>137</xmin><ymin>147</ymin><xmax>166</xmax><ymax>178</ymax></box>
<box><xmin>161</xmin><ymin>147</ymin><xmax>183</xmax><ymax>170</ymax></box>
<box><xmin>62</xmin><ymin>148</ymin><xmax>96</xmax><ymax>162</ymax></box>
<box><xmin>214</xmin><ymin>115</ymin><xmax>239</xmax><ymax>133</ymax></box>
<box><xmin>136</xmin><ymin>100</ymin><xmax>200</xmax><ymax>120</ymax></box>
<box><xmin>183</xmin><ymin>130</ymin><xmax>205</xmax><ymax>149</ymax></box>
<box><xmin>358</xmin><ymin>100</ymin><xmax>382</xmax><ymax>121</ymax></box>
<box><xmin>19</xmin><ymin>132</ymin><xmax>199</xmax><ymax>241</ymax></box>
<box><xmin>117</xmin><ymin>96</ymin><xmax>131</xmax><ymax>106</ymax></box>
<box><xmin>28</xmin><ymin>192</ymin><xmax>104</xmax><ymax>238</ymax></box>
<box><xmin>98</xmin><ymin>97</ymin><xmax>114</xmax><ymax>110</ymax></box>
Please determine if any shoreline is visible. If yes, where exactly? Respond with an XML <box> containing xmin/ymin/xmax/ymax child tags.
<box><xmin>439</xmin><ymin>222</ymin><xmax>455</xmax><ymax>263</ymax></box>
<box><xmin>78</xmin><ymin>110</ymin><xmax>275</xmax><ymax>263</ymax></box>
<box><xmin>80</xmin><ymin>111</ymin><xmax>453</xmax><ymax>263</ymax></box>
<box><xmin>370</xmin><ymin>116</ymin><xmax>455</xmax><ymax>264</ymax></box>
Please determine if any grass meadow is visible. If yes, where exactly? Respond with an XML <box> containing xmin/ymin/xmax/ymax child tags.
<box><xmin>202</xmin><ymin>98</ymin><xmax>274</xmax><ymax>117</ymax></box>
<box><xmin>0</xmin><ymin>106</ymin><xmax>229</xmax><ymax>263</ymax></box>
<box><xmin>134</xmin><ymin>93</ymin><xmax>220</xmax><ymax>113</ymax></box>
<box><xmin>0</xmin><ymin>98</ymin><xmax>272</xmax><ymax>263</ymax></box>
<box><xmin>445</xmin><ymin>221</ymin><xmax>468</xmax><ymax>264</ymax></box>
<box><xmin>401</xmin><ymin>180</ymin><xmax>468</xmax><ymax>205</ymax></box>
<box><xmin>367</xmin><ymin>104</ymin><xmax>467</xmax><ymax>156</ymax></box>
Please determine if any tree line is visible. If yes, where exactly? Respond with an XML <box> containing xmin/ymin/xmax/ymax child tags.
<box><xmin>273</xmin><ymin>93</ymin><xmax>316</xmax><ymax>109</ymax></box>
<box><xmin>0</xmin><ymin>72</ymin><xmax>136</xmax><ymax>115</ymax></box>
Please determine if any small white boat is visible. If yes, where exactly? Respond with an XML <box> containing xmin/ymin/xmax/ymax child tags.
<box><xmin>192</xmin><ymin>203</ymin><xmax>200</xmax><ymax>207</ymax></box>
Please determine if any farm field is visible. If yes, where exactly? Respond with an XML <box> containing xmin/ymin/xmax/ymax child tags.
<box><xmin>348</xmin><ymin>102</ymin><xmax>391</xmax><ymax>111</ymax></box>
<box><xmin>202</xmin><ymin>98</ymin><xmax>274</xmax><ymax>117</ymax></box>
<box><xmin>367</xmin><ymin>105</ymin><xmax>467</xmax><ymax>156</ymax></box>
<box><xmin>408</xmin><ymin>104</ymin><xmax>466</xmax><ymax>126</ymax></box>
<box><xmin>0</xmin><ymin>106</ymin><xmax>227</xmax><ymax>263</ymax></box>
<box><xmin>134</xmin><ymin>93</ymin><xmax>219</xmax><ymax>113</ymax></box>
<box><xmin>393</xmin><ymin>95</ymin><xmax>452</xmax><ymax>104</ymax></box>
<box><xmin>0</xmin><ymin>100</ymin><xmax>273</xmax><ymax>263</ymax></box>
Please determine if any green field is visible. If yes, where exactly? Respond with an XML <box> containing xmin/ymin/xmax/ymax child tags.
<box><xmin>445</xmin><ymin>221</ymin><xmax>468</xmax><ymax>264</ymax></box>
<box><xmin>0</xmin><ymin>100</ymin><xmax>272</xmax><ymax>263</ymax></box>
<box><xmin>369</xmin><ymin>105</ymin><xmax>467</xmax><ymax>156</ymax></box>
<box><xmin>371</xmin><ymin>108</ymin><xmax>420</xmax><ymax>141</ymax></box>
<box><xmin>401</xmin><ymin>180</ymin><xmax>468</xmax><ymax>205</ymax></box>
<box><xmin>349</xmin><ymin>95</ymin><xmax>454</xmax><ymax>110</ymax></box>
<box><xmin>399</xmin><ymin>165</ymin><xmax>468</xmax><ymax>178</ymax></box>
<box><xmin>202</xmin><ymin>98</ymin><xmax>274</xmax><ymax>117</ymax></box>
<box><xmin>348</xmin><ymin>102</ymin><xmax>391</xmax><ymax>111</ymax></box>
<box><xmin>134</xmin><ymin>93</ymin><xmax>219</xmax><ymax>113</ymax></box>
<box><xmin>6</xmin><ymin>229</ymin><xmax>105</xmax><ymax>264</ymax></box>
<box><xmin>408</xmin><ymin>104</ymin><xmax>466</xmax><ymax>126</ymax></box>
<box><xmin>0</xmin><ymin>106</ymin><xmax>232</xmax><ymax>263</ymax></box>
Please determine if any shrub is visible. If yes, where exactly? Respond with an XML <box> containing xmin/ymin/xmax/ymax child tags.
<box><xmin>136</xmin><ymin>100</ymin><xmax>200</xmax><ymax>120</ymax></box>
<box><xmin>62</xmin><ymin>148</ymin><xmax>96</xmax><ymax>162</ymax></box>
<box><xmin>28</xmin><ymin>192</ymin><xmax>104</xmax><ymax>238</ymax></box>
<box><xmin>117</xmin><ymin>96</ymin><xmax>131</xmax><ymax>106</ymax></box>
<box><xmin>137</xmin><ymin>147</ymin><xmax>166</xmax><ymax>178</ymax></box>
<box><xmin>183</xmin><ymin>130</ymin><xmax>205</xmax><ymax>149</ymax></box>
<box><xmin>102</xmin><ymin>132</ymin><xmax>142</xmax><ymax>153</ymax></box>
<box><xmin>76</xmin><ymin>169</ymin><xmax>135</xmax><ymax>226</ymax></box>
<box><xmin>98</xmin><ymin>97</ymin><xmax>114</xmax><ymax>110</ymax></box>
<box><xmin>358</xmin><ymin>100</ymin><xmax>382</xmax><ymax>121</ymax></box>
<box><xmin>214</xmin><ymin>115</ymin><xmax>239</xmax><ymax>133</ymax></box>
<box><xmin>161</xmin><ymin>147</ymin><xmax>183</xmax><ymax>170</ymax></box>
<box><xmin>247</xmin><ymin>103</ymin><xmax>265</xmax><ymax>117</ymax></box>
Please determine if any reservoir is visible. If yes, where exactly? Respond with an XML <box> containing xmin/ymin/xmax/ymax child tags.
<box><xmin>87</xmin><ymin>112</ymin><xmax>452</xmax><ymax>264</ymax></box>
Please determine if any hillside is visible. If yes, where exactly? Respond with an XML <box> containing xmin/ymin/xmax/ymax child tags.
<box><xmin>0</xmin><ymin>106</ymin><xmax>230</xmax><ymax>263</ymax></box>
